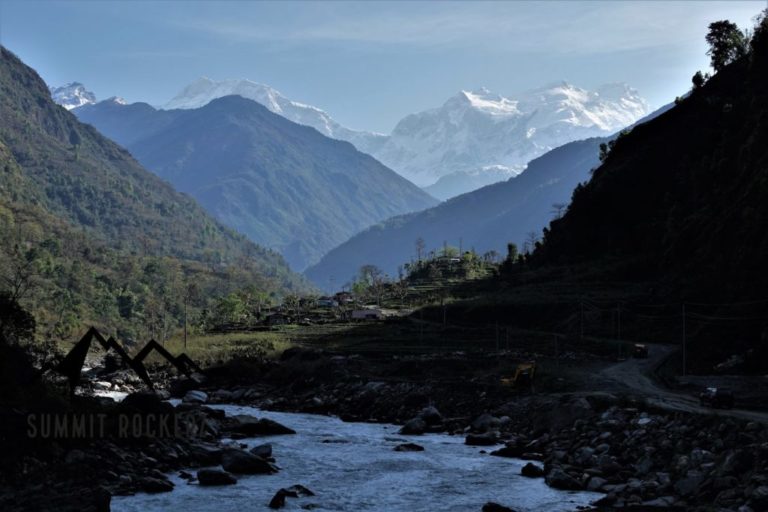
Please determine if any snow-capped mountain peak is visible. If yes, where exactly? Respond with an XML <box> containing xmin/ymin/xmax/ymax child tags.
<box><xmin>49</xmin><ymin>82</ymin><xmax>97</xmax><ymax>110</ymax></box>
<box><xmin>164</xmin><ymin>77</ymin><xmax>386</xmax><ymax>153</ymax></box>
<box><xmin>455</xmin><ymin>88</ymin><xmax>520</xmax><ymax>117</ymax></box>
<box><xmin>373</xmin><ymin>82</ymin><xmax>650</xmax><ymax>189</ymax></box>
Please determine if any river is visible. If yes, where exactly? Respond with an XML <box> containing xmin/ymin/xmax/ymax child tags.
<box><xmin>111</xmin><ymin>404</ymin><xmax>600</xmax><ymax>511</ymax></box>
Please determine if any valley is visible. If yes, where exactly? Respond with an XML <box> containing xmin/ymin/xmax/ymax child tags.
<box><xmin>3</xmin><ymin>3</ymin><xmax>768</xmax><ymax>512</ymax></box>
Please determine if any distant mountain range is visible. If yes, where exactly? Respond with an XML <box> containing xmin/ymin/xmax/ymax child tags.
<box><xmin>75</xmin><ymin>96</ymin><xmax>437</xmax><ymax>271</ymax></box>
<box><xmin>164</xmin><ymin>77</ymin><xmax>389</xmax><ymax>156</ymax></box>
<box><xmin>160</xmin><ymin>78</ymin><xmax>650</xmax><ymax>197</ymax></box>
<box><xmin>56</xmin><ymin>78</ymin><xmax>649</xmax><ymax>198</ymax></box>
<box><xmin>304</xmin><ymin>102</ymin><xmax>672</xmax><ymax>289</ymax></box>
<box><xmin>372</xmin><ymin>83</ymin><xmax>649</xmax><ymax>193</ymax></box>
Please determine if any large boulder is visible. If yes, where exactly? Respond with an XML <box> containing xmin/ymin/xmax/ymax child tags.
<box><xmin>399</xmin><ymin>417</ymin><xmax>427</xmax><ymax>435</ymax></box>
<box><xmin>471</xmin><ymin>413</ymin><xmax>501</xmax><ymax>433</ymax></box>
<box><xmin>183</xmin><ymin>390</ymin><xmax>208</xmax><ymax>404</ymax></box>
<box><xmin>222</xmin><ymin>449</ymin><xmax>278</xmax><ymax>474</ymax></box>
<box><xmin>119</xmin><ymin>391</ymin><xmax>173</xmax><ymax>414</ymax></box>
<box><xmin>418</xmin><ymin>406</ymin><xmax>443</xmax><ymax>426</ymax></box>
<box><xmin>197</xmin><ymin>469</ymin><xmax>237</xmax><ymax>486</ymax></box>
<box><xmin>545</xmin><ymin>468</ymin><xmax>581</xmax><ymax>490</ymax></box>
<box><xmin>229</xmin><ymin>415</ymin><xmax>296</xmax><ymax>436</ymax></box>
<box><xmin>139</xmin><ymin>476</ymin><xmax>174</xmax><ymax>493</ymax></box>
<box><xmin>520</xmin><ymin>462</ymin><xmax>544</xmax><ymax>478</ymax></box>
<box><xmin>250</xmin><ymin>443</ymin><xmax>273</xmax><ymax>459</ymax></box>
<box><xmin>188</xmin><ymin>442</ymin><xmax>224</xmax><ymax>465</ymax></box>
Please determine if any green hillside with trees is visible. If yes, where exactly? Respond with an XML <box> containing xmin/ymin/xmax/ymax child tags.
<box><xmin>0</xmin><ymin>47</ymin><xmax>309</xmax><ymax>346</ymax></box>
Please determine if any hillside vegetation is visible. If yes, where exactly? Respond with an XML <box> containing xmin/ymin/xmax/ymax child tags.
<box><xmin>76</xmin><ymin>96</ymin><xmax>438</xmax><ymax>271</ymax></box>
<box><xmin>0</xmin><ymin>47</ymin><xmax>308</xmax><ymax>344</ymax></box>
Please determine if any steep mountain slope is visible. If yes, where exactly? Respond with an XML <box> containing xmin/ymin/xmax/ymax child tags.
<box><xmin>423</xmin><ymin>165</ymin><xmax>521</xmax><ymax>201</ymax></box>
<box><xmin>165</xmin><ymin>77</ymin><xmax>388</xmax><ymax>154</ymax></box>
<box><xmin>0</xmin><ymin>47</ymin><xmax>307</xmax><ymax>340</ymax></box>
<box><xmin>305</xmin><ymin>102</ymin><xmax>672</xmax><ymax>289</ymax></box>
<box><xmin>372</xmin><ymin>83</ymin><xmax>649</xmax><ymax>190</ymax></box>
<box><xmin>536</xmin><ymin>50</ymin><xmax>768</xmax><ymax>302</ymax></box>
<box><xmin>305</xmin><ymin>137</ymin><xmax>605</xmax><ymax>289</ymax></box>
<box><xmin>76</xmin><ymin>96</ymin><xmax>438</xmax><ymax>270</ymax></box>
<box><xmin>49</xmin><ymin>82</ymin><xmax>97</xmax><ymax>110</ymax></box>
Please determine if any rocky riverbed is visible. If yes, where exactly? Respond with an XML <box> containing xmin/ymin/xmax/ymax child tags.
<box><xmin>111</xmin><ymin>404</ymin><xmax>601</xmax><ymax>512</ymax></box>
<box><xmin>4</xmin><ymin>347</ymin><xmax>768</xmax><ymax>511</ymax></box>
<box><xmin>182</xmin><ymin>348</ymin><xmax>768</xmax><ymax>511</ymax></box>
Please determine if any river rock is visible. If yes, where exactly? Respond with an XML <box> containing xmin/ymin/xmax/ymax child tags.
<box><xmin>120</xmin><ymin>391</ymin><xmax>173</xmax><ymax>414</ymax></box>
<box><xmin>521</xmin><ymin>462</ymin><xmax>544</xmax><ymax>478</ymax></box>
<box><xmin>545</xmin><ymin>468</ymin><xmax>581</xmax><ymax>490</ymax></box>
<box><xmin>471</xmin><ymin>413</ymin><xmax>501</xmax><ymax>433</ymax></box>
<box><xmin>269</xmin><ymin>489</ymin><xmax>289</xmax><ymax>509</ymax></box>
<box><xmin>183</xmin><ymin>390</ymin><xmax>208</xmax><ymax>404</ymax></box>
<box><xmin>197</xmin><ymin>469</ymin><xmax>237</xmax><ymax>486</ymax></box>
<box><xmin>399</xmin><ymin>417</ymin><xmax>427</xmax><ymax>435</ymax></box>
<box><xmin>587</xmin><ymin>476</ymin><xmax>608</xmax><ymax>491</ymax></box>
<box><xmin>188</xmin><ymin>442</ymin><xmax>224</xmax><ymax>465</ymax></box>
<box><xmin>465</xmin><ymin>432</ymin><xmax>499</xmax><ymax>446</ymax></box>
<box><xmin>418</xmin><ymin>406</ymin><xmax>443</xmax><ymax>425</ymax></box>
<box><xmin>230</xmin><ymin>415</ymin><xmax>296</xmax><ymax>436</ymax></box>
<box><xmin>170</xmin><ymin>378</ymin><xmax>198</xmax><ymax>398</ymax></box>
<box><xmin>394</xmin><ymin>443</ymin><xmax>425</xmax><ymax>452</ymax></box>
<box><xmin>222</xmin><ymin>449</ymin><xmax>278</xmax><ymax>474</ymax></box>
<box><xmin>285</xmin><ymin>484</ymin><xmax>315</xmax><ymax>497</ymax></box>
<box><xmin>250</xmin><ymin>443</ymin><xmax>273</xmax><ymax>458</ymax></box>
<box><xmin>139</xmin><ymin>476</ymin><xmax>174</xmax><ymax>493</ymax></box>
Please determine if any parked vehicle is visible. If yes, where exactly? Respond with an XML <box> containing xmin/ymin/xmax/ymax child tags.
<box><xmin>632</xmin><ymin>343</ymin><xmax>649</xmax><ymax>358</ymax></box>
<box><xmin>699</xmin><ymin>387</ymin><xmax>735</xmax><ymax>409</ymax></box>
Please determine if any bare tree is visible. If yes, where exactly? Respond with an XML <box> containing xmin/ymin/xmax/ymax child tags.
<box><xmin>415</xmin><ymin>237</ymin><xmax>425</xmax><ymax>262</ymax></box>
<box><xmin>524</xmin><ymin>231</ymin><xmax>540</xmax><ymax>254</ymax></box>
<box><xmin>551</xmin><ymin>203</ymin><xmax>567</xmax><ymax>219</ymax></box>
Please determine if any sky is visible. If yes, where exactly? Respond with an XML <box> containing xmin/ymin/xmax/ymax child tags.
<box><xmin>0</xmin><ymin>1</ymin><xmax>764</xmax><ymax>133</ymax></box>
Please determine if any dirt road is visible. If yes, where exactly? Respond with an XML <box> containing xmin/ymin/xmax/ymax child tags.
<box><xmin>600</xmin><ymin>343</ymin><xmax>768</xmax><ymax>423</ymax></box>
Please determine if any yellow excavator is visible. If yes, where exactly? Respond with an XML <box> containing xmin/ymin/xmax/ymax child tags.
<box><xmin>500</xmin><ymin>361</ymin><xmax>536</xmax><ymax>390</ymax></box>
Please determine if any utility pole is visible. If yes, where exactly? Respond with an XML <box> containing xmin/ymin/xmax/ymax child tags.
<box><xmin>682</xmin><ymin>303</ymin><xmax>687</xmax><ymax>377</ymax></box>
<box><xmin>184</xmin><ymin>296</ymin><xmax>188</xmax><ymax>350</ymax></box>
<box><xmin>580</xmin><ymin>300</ymin><xmax>584</xmax><ymax>340</ymax></box>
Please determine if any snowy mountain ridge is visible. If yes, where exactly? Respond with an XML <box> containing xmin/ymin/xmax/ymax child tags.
<box><xmin>49</xmin><ymin>82</ymin><xmax>97</xmax><ymax>110</ymax></box>
<box><xmin>53</xmin><ymin>77</ymin><xmax>649</xmax><ymax>198</ymax></box>
<box><xmin>164</xmin><ymin>77</ymin><xmax>388</xmax><ymax>153</ymax></box>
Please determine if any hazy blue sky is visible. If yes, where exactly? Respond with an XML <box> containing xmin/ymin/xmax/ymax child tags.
<box><xmin>0</xmin><ymin>1</ymin><xmax>763</xmax><ymax>132</ymax></box>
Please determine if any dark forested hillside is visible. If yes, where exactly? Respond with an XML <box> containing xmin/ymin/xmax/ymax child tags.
<box><xmin>76</xmin><ymin>96</ymin><xmax>438</xmax><ymax>271</ymax></box>
<box><xmin>305</xmin><ymin>137</ymin><xmax>606</xmax><ymax>289</ymax></box>
<box><xmin>0</xmin><ymin>47</ymin><xmax>308</xmax><ymax>342</ymax></box>
<box><xmin>535</xmin><ymin>36</ymin><xmax>768</xmax><ymax>301</ymax></box>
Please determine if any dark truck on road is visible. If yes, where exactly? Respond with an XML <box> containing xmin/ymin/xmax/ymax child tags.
<box><xmin>699</xmin><ymin>387</ymin><xmax>735</xmax><ymax>409</ymax></box>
